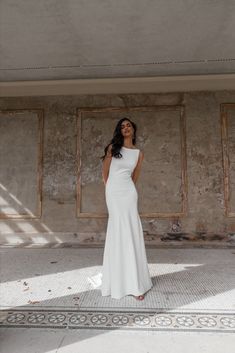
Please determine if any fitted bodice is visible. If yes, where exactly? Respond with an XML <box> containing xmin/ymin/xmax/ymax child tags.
<box><xmin>107</xmin><ymin>147</ymin><xmax>140</xmax><ymax>183</ymax></box>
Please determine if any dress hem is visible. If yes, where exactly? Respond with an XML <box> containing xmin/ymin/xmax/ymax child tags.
<box><xmin>101</xmin><ymin>283</ymin><xmax>153</xmax><ymax>300</ymax></box>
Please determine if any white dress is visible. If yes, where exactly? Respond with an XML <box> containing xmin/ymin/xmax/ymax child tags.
<box><xmin>101</xmin><ymin>146</ymin><xmax>153</xmax><ymax>299</ymax></box>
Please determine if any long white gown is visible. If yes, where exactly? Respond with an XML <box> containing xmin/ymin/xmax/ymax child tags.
<box><xmin>101</xmin><ymin>146</ymin><xmax>153</xmax><ymax>299</ymax></box>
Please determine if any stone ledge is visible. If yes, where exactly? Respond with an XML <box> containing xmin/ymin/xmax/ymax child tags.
<box><xmin>0</xmin><ymin>232</ymin><xmax>234</xmax><ymax>249</ymax></box>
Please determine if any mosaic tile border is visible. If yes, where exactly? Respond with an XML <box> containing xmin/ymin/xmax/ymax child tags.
<box><xmin>0</xmin><ymin>309</ymin><xmax>234</xmax><ymax>332</ymax></box>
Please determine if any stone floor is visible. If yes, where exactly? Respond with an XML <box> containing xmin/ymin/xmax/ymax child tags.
<box><xmin>0</xmin><ymin>247</ymin><xmax>235</xmax><ymax>352</ymax></box>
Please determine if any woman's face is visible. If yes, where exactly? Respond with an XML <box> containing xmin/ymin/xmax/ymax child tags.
<box><xmin>120</xmin><ymin>120</ymin><xmax>133</xmax><ymax>138</ymax></box>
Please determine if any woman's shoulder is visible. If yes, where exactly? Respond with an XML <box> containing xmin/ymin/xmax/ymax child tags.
<box><xmin>107</xmin><ymin>143</ymin><xmax>113</xmax><ymax>151</ymax></box>
<box><xmin>105</xmin><ymin>143</ymin><xmax>113</xmax><ymax>158</ymax></box>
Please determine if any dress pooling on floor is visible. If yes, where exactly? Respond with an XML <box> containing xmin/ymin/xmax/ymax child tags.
<box><xmin>101</xmin><ymin>146</ymin><xmax>153</xmax><ymax>299</ymax></box>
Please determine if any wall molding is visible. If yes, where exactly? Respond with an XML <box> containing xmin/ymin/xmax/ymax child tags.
<box><xmin>221</xmin><ymin>103</ymin><xmax>235</xmax><ymax>217</ymax></box>
<box><xmin>1</xmin><ymin>74</ymin><xmax>235</xmax><ymax>97</ymax></box>
<box><xmin>76</xmin><ymin>105</ymin><xmax>188</xmax><ymax>218</ymax></box>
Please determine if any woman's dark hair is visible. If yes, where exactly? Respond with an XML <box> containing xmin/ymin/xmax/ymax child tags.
<box><xmin>100</xmin><ymin>117</ymin><xmax>137</xmax><ymax>161</ymax></box>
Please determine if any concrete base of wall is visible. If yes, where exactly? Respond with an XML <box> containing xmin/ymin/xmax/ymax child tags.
<box><xmin>0</xmin><ymin>232</ymin><xmax>234</xmax><ymax>249</ymax></box>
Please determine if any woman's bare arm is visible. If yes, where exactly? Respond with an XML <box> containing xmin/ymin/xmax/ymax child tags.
<box><xmin>102</xmin><ymin>144</ymin><xmax>112</xmax><ymax>185</ymax></box>
<box><xmin>131</xmin><ymin>151</ymin><xmax>144</xmax><ymax>184</ymax></box>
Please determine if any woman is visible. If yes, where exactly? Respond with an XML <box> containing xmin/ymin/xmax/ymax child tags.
<box><xmin>100</xmin><ymin>117</ymin><xmax>153</xmax><ymax>300</ymax></box>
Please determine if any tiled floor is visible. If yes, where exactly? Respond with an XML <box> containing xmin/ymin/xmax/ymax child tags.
<box><xmin>0</xmin><ymin>247</ymin><xmax>235</xmax><ymax>333</ymax></box>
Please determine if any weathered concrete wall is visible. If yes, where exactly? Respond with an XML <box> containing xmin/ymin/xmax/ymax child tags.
<box><xmin>0</xmin><ymin>91</ymin><xmax>235</xmax><ymax>247</ymax></box>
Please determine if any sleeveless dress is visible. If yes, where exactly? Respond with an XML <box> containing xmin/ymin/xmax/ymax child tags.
<box><xmin>101</xmin><ymin>146</ymin><xmax>153</xmax><ymax>299</ymax></box>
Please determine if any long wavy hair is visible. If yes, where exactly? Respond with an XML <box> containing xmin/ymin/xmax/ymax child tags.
<box><xmin>100</xmin><ymin>117</ymin><xmax>137</xmax><ymax>161</ymax></box>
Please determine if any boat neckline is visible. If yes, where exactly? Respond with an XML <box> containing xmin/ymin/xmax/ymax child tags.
<box><xmin>122</xmin><ymin>146</ymin><xmax>139</xmax><ymax>150</ymax></box>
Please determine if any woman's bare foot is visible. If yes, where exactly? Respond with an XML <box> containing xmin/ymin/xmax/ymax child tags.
<box><xmin>133</xmin><ymin>294</ymin><xmax>145</xmax><ymax>300</ymax></box>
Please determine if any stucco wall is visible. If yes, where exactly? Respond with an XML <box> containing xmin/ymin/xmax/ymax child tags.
<box><xmin>0</xmin><ymin>91</ymin><xmax>235</xmax><ymax>246</ymax></box>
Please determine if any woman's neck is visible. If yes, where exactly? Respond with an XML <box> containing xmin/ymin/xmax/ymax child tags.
<box><xmin>123</xmin><ymin>138</ymin><xmax>134</xmax><ymax>148</ymax></box>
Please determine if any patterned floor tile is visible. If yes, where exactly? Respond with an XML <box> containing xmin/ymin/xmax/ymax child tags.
<box><xmin>1</xmin><ymin>309</ymin><xmax>234</xmax><ymax>332</ymax></box>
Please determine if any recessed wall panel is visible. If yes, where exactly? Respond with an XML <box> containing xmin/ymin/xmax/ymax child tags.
<box><xmin>77</xmin><ymin>106</ymin><xmax>187</xmax><ymax>218</ymax></box>
<box><xmin>0</xmin><ymin>110</ymin><xmax>43</xmax><ymax>218</ymax></box>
